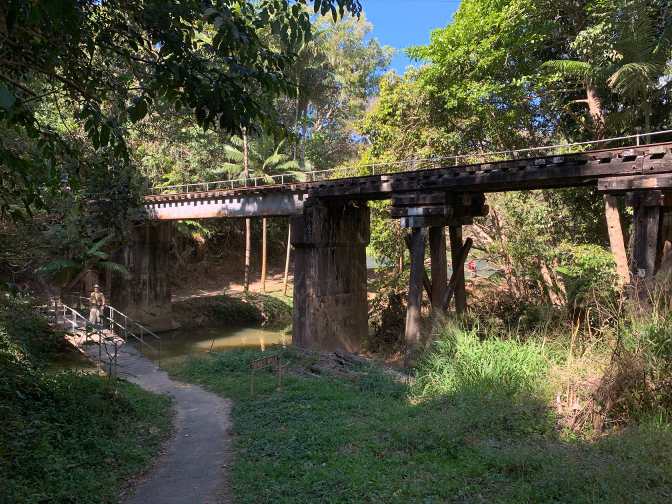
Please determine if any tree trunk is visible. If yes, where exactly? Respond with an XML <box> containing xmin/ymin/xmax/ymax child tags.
<box><xmin>283</xmin><ymin>220</ymin><xmax>291</xmax><ymax>296</ymax></box>
<box><xmin>539</xmin><ymin>259</ymin><xmax>564</xmax><ymax>307</ymax></box>
<box><xmin>293</xmin><ymin>96</ymin><xmax>300</xmax><ymax>161</ymax></box>
<box><xmin>261</xmin><ymin>218</ymin><xmax>267</xmax><ymax>293</ymax></box>
<box><xmin>244</xmin><ymin>219</ymin><xmax>251</xmax><ymax>294</ymax></box>
<box><xmin>585</xmin><ymin>82</ymin><xmax>606</xmax><ymax>140</ymax></box>
<box><xmin>448</xmin><ymin>226</ymin><xmax>467</xmax><ymax>314</ymax></box>
<box><xmin>405</xmin><ymin>227</ymin><xmax>426</xmax><ymax>366</ymax></box>
<box><xmin>603</xmin><ymin>195</ymin><xmax>629</xmax><ymax>284</ymax></box>
<box><xmin>301</xmin><ymin>119</ymin><xmax>307</xmax><ymax>160</ymax></box>
<box><xmin>244</xmin><ymin>128</ymin><xmax>251</xmax><ymax>294</ymax></box>
<box><xmin>644</xmin><ymin>87</ymin><xmax>651</xmax><ymax>143</ymax></box>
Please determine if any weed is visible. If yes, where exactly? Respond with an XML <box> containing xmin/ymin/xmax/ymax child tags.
<box><xmin>416</xmin><ymin>323</ymin><xmax>549</xmax><ymax>398</ymax></box>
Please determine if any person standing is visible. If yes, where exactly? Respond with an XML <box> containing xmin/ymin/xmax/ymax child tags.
<box><xmin>89</xmin><ymin>284</ymin><xmax>106</xmax><ymax>325</ymax></box>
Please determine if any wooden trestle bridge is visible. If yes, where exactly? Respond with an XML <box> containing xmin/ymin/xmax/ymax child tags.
<box><xmin>110</xmin><ymin>138</ymin><xmax>672</xmax><ymax>357</ymax></box>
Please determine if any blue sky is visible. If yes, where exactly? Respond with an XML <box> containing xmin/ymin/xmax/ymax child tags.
<box><xmin>361</xmin><ymin>0</ymin><xmax>461</xmax><ymax>74</ymax></box>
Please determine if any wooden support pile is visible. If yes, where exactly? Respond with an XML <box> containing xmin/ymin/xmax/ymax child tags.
<box><xmin>599</xmin><ymin>169</ymin><xmax>672</xmax><ymax>303</ymax></box>
<box><xmin>395</xmin><ymin>191</ymin><xmax>486</xmax><ymax>364</ymax></box>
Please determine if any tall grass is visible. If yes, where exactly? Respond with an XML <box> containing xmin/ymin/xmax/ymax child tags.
<box><xmin>416</xmin><ymin>323</ymin><xmax>549</xmax><ymax>397</ymax></box>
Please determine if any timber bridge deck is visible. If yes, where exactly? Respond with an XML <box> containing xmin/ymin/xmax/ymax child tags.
<box><xmin>119</xmin><ymin>138</ymin><xmax>672</xmax><ymax>360</ymax></box>
<box><xmin>143</xmin><ymin>141</ymin><xmax>672</xmax><ymax>221</ymax></box>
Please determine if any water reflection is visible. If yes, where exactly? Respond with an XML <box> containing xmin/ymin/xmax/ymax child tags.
<box><xmin>142</xmin><ymin>324</ymin><xmax>290</xmax><ymax>365</ymax></box>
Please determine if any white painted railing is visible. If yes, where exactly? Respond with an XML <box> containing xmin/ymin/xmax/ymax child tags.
<box><xmin>43</xmin><ymin>297</ymin><xmax>162</xmax><ymax>370</ymax></box>
<box><xmin>71</xmin><ymin>295</ymin><xmax>162</xmax><ymax>368</ymax></box>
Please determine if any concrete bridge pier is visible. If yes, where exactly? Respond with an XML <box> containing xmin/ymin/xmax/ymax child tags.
<box><xmin>291</xmin><ymin>199</ymin><xmax>370</xmax><ymax>352</ymax></box>
<box><xmin>111</xmin><ymin>222</ymin><xmax>174</xmax><ymax>332</ymax></box>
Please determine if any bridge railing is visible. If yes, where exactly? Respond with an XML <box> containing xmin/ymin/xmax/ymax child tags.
<box><xmin>69</xmin><ymin>295</ymin><xmax>162</xmax><ymax>368</ymax></box>
<box><xmin>40</xmin><ymin>298</ymin><xmax>123</xmax><ymax>374</ymax></box>
<box><xmin>144</xmin><ymin>129</ymin><xmax>672</xmax><ymax>196</ymax></box>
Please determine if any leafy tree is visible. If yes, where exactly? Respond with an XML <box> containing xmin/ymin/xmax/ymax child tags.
<box><xmin>1</xmin><ymin>0</ymin><xmax>363</xmax><ymax>219</ymax></box>
<box><xmin>282</xmin><ymin>12</ymin><xmax>393</xmax><ymax>169</ymax></box>
<box><xmin>36</xmin><ymin>233</ymin><xmax>131</xmax><ymax>296</ymax></box>
<box><xmin>221</xmin><ymin>131</ymin><xmax>309</xmax><ymax>291</ymax></box>
<box><xmin>543</xmin><ymin>0</ymin><xmax>672</xmax><ymax>140</ymax></box>
<box><xmin>219</xmin><ymin>134</ymin><xmax>309</xmax><ymax>182</ymax></box>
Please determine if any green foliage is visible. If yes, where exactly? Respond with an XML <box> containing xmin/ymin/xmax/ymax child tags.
<box><xmin>169</xmin><ymin>347</ymin><xmax>672</xmax><ymax>503</ymax></box>
<box><xmin>557</xmin><ymin>243</ymin><xmax>618</xmax><ymax>305</ymax></box>
<box><xmin>416</xmin><ymin>324</ymin><xmax>549</xmax><ymax>397</ymax></box>
<box><xmin>208</xmin><ymin>296</ymin><xmax>261</xmax><ymax>322</ymax></box>
<box><xmin>0</xmin><ymin>295</ymin><xmax>173</xmax><ymax>504</ymax></box>
<box><xmin>247</xmin><ymin>292</ymin><xmax>293</xmax><ymax>322</ymax></box>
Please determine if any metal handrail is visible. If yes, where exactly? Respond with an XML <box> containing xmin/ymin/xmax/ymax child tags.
<box><xmin>56</xmin><ymin>296</ymin><xmax>161</xmax><ymax>369</ymax></box>
<box><xmin>41</xmin><ymin>298</ymin><xmax>118</xmax><ymax>374</ymax></box>
<box><xmin>144</xmin><ymin>129</ymin><xmax>672</xmax><ymax>195</ymax></box>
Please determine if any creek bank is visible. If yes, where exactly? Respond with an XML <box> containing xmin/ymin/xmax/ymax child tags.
<box><xmin>171</xmin><ymin>292</ymin><xmax>292</xmax><ymax>330</ymax></box>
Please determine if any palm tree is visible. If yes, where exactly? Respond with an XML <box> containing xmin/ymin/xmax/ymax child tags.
<box><xmin>543</xmin><ymin>0</ymin><xmax>672</xmax><ymax>141</ymax></box>
<box><xmin>36</xmin><ymin>234</ymin><xmax>131</xmax><ymax>297</ymax></box>
<box><xmin>219</xmin><ymin>132</ymin><xmax>310</xmax><ymax>293</ymax></box>
<box><xmin>607</xmin><ymin>3</ymin><xmax>672</xmax><ymax>141</ymax></box>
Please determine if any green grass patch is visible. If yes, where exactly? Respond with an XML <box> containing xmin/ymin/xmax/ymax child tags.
<box><xmin>205</xmin><ymin>292</ymin><xmax>292</xmax><ymax>323</ymax></box>
<box><xmin>0</xmin><ymin>296</ymin><xmax>173</xmax><ymax>504</ymax></box>
<box><xmin>169</xmin><ymin>345</ymin><xmax>672</xmax><ymax>503</ymax></box>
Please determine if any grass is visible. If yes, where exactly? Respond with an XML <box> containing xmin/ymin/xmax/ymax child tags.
<box><xmin>168</xmin><ymin>342</ymin><xmax>672</xmax><ymax>503</ymax></box>
<box><xmin>0</xmin><ymin>295</ymin><xmax>174</xmax><ymax>504</ymax></box>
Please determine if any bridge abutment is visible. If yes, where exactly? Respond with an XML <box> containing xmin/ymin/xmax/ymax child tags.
<box><xmin>111</xmin><ymin>222</ymin><xmax>173</xmax><ymax>332</ymax></box>
<box><xmin>291</xmin><ymin>200</ymin><xmax>370</xmax><ymax>352</ymax></box>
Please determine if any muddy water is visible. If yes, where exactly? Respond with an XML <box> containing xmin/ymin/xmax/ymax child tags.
<box><xmin>139</xmin><ymin>325</ymin><xmax>290</xmax><ymax>365</ymax></box>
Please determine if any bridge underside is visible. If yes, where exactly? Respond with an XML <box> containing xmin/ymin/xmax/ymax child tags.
<box><xmin>144</xmin><ymin>191</ymin><xmax>307</xmax><ymax>219</ymax></box>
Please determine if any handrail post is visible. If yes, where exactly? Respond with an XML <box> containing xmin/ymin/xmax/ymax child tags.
<box><xmin>158</xmin><ymin>338</ymin><xmax>161</xmax><ymax>370</ymax></box>
<box><xmin>98</xmin><ymin>326</ymin><xmax>102</xmax><ymax>364</ymax></box>
<box><xmin>140</xmin><ymin>326</ymin><xmax>144</xmax><ymax>357</ymax></box>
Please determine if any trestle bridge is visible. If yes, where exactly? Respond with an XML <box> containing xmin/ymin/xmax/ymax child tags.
<box><xmin>110</xmin><ymin>132</ymin><xmax>672</xmax><ymax>356</ymax></box>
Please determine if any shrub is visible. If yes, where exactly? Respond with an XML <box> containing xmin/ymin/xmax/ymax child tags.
<box><xmin>0</xmin><ymin>295</ymin><xmax>172</xmax><ymax>504</ymax></box>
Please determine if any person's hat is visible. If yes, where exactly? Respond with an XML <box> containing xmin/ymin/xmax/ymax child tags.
<box><xmin>94</xmin><ymin>284</ymin><xmax>100</xmax><ymax>288</ymax></box>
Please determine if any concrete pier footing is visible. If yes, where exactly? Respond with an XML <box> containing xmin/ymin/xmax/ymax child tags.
<box><xmin>291</xmin><ymin>200</ymin><xmax>370</xmax><ymax>352</ymax></box>
<box><xmin>111</xmin><ymin>222</ymin><xmax>173</xmax><ymax>332</ymax></box>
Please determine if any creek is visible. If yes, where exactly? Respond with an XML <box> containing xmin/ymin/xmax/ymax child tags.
<box><xmin>140</xmin><ymin>324</ymin><xmax>290</xmax><ymax>365</ymax></box>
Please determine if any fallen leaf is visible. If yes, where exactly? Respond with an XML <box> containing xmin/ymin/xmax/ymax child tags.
<box><xmin>149</xmin><ymin>427</ymin><xmax>160</xmax><ymax>434</ymax></box>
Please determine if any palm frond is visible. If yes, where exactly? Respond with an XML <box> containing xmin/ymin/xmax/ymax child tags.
<box><xmin>223</xmin><ymin>145</ymin><xmax>244</xmax><ymax>162</ymax></box>
<box><xmin>89</xmin><ymin>250</ymin><xmax>109</xmax><ymax>260</ymax></box>
<box><xmin>98</xmin><ymin>261</ymin><xmax>132</xmax><ymax>277</ymax></box>
<box><xmin>213</xmin><ymin>162</ymin><xmax>244</xmax><ymax>175</ymax></box>
<box><xmin>262</xmin><ymin>153</ymin><xmax>290</xmax><ymax>169</ymax></box>
<box><xmin>89</xmin><ymin>234</ymin><xmax>115</xmax><ymax>254</ymax></box>
<box><xmin>542</xmin><ymin>60</ymin><xmax>608</xmax><ymax>82</ymax></box>
<box><xmin>278</xmin><ymin>159</ymin><xmax>313</xmax><ymax>172</ymax></box>
<box><xmin>608</xmin><ymin>62</ymin><xmax>666</xmax><ymax>96</ymax></box>
<box><xmin>35</xmin><ymin>259</ymin><xmax>80</xmax><ymax>275</ymax></box>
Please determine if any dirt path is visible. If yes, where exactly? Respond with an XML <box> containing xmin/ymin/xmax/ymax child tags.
<box><xmin>172</xmin><ymin>270</ymin><xmax>290</xmax><ymax>303</ymax></box>
<box><xmin>123</xmin><ymin>370</ymin><xmax>234</xmax><ymax>504</ymax></box>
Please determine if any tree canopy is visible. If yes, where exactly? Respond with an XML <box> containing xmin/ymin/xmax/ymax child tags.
<box><xmin>0</xmin><ymin>0</ymin><xmax>363</xmax><ymax>220</ymax></box>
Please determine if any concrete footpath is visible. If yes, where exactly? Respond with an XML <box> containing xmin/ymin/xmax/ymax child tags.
<box><xmin>124</xmin><ymin>370</ymin><xmax>234</xmax><ymax>504</ymax></box>
<box><xmin>56</xmin><ymin>313</ymin><xmax>234</xmax><ymax>503</ymax></box>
